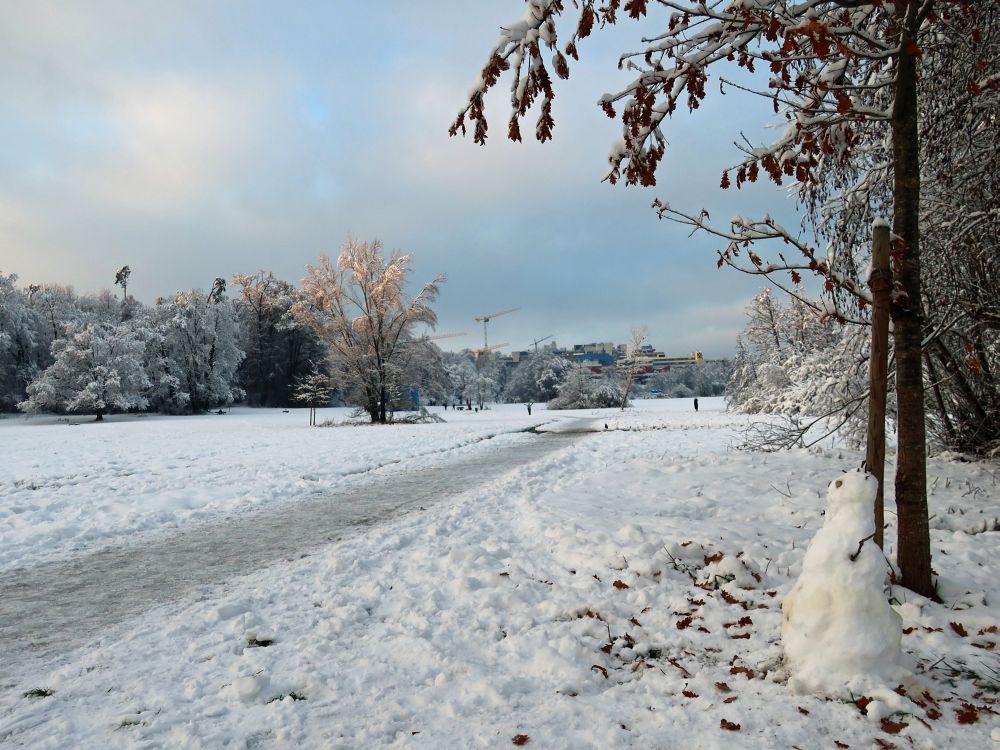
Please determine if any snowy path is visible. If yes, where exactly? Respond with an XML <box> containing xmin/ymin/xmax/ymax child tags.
<box><xmin>0</xmin><ymin>432</ymin><xmax>575</xmax><ymax>683</ymax></box>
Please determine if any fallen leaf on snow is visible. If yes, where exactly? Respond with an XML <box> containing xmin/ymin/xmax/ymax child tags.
<box><xmin>880</xmin><ymin>719</ymin><xmax>907</xmax><ymax>734</ymax></box>
<box><xmin>955</xmin><ymin>702</ymin><xmax>979</xmax><ymax>724</ymax></box>
<box><xmin>719</xmin><ymin>719</ymin><xmax>741</xmax><ymax>731</ymax></box>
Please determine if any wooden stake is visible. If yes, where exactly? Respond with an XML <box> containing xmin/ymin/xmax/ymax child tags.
<box><xmin>866</xmin><ymin>223</ymin><xmax>892</xmax><ymax>549</ymax></box>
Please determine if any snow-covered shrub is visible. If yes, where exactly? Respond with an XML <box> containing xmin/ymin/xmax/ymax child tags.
<box><xmin>728</xmin><ymin>290</ymin><xmax>882</xmax><ymax>448</ymax></box>
<box><xmin>782</xmin><ymin>470</ymin><xmax>908</xmax><ymax>697</ymax></box>
<box><xmin>503</xmin><ymin>352</ymin><xmax>572</xmax><ymax>403</ymax></box>
<box><xmin>548</xmin><ymin>367</ymin><xmax>625</xmax><ymax>410</ymax></box>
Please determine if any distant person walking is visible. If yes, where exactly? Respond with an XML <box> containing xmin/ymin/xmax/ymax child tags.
<box><xmin>694</xmin><ymin>397</ymin><xmax>699</xmax><ymax>412</ymax></box>
<box><xmin>526</xmin><ymin>402</ymin><xmax>533</xmax><ymax>415</ymax></box>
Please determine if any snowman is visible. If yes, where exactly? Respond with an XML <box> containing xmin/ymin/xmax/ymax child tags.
<box><xmin>782</xmin><ymin>469</ymin><xmax>908</xmax><ymax>696</ymax></box>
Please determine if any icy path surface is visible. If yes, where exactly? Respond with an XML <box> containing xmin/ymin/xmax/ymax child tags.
<box><xmin>0</xmin><ymin>433</ymin><xmax>572</xmax><ymax>681</ymax></box>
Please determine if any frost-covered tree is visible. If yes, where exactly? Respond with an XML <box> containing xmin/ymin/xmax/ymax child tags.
<box><xmin>619</xmin><ymin>325</ymin><xmax>649</xmax><ymax>410</ymax></box>
<box><xmin>466</xmin><ymin>370</ymin><xmax>500</xmax><ymax>411</ymax></box>
<box><xmin>549</xmin><ymin>366</ymin><xmax>626</xmax><ymax>410</ymax></box>
<box><xmin>292</xmin><ymin>363</ymin><xmax>334</xmax><ymax>426</ymax></box>
<box><xmin>147</xmin><ymin>291</ymin><xmax>245</xmax><ymax>413</ymax></box>
<box><xmin>452</xmin><ymin>0</ymin><xmax>990</xmax><ymax>599</ymax></box>
<box><xmin>114</xmin><ymin>265</ymin><xmax>133</xmax><ymax>320</ymax></box>
<box><xmin>503</xmin><ymin>351</ymin><xmax>573</xmax><ymax>403</ymax></box>
<box><xmin>917</xmin><ymin>9</ymin><xmax>1000</xmax><ymax>457</ymax></box>
<box><xmin>729</xmin><ymin>291</ymin><xmax>876</xmax><ymax>448</ymax></box>
<box><xmin>443</xmin><ymin>353</ymin><xmax>477</xmax><ymax>408</ymax></box>
<box><xmin>396</xmin><ymin>338</ymin><xmax>452</xmax><ymax>408</ymax></box>
<box><xmin>293</xmin><ymin>238</ymin><xmax>445</xmax><ymax>424</ymax></box>
<box><xmin>19</xmin><ymin>321</ymin><xmax>150</xmax><ymax>421</ymax></box>
<box><xmin>0</xmin><ymin>273</ymin><xmax>46</xmax><ymax>411</ymax></box>
<box><xmin>27</xmin><ymin>283</ymin><xmax>82</xmax><ymax>344</ymax></box>
<box><xmin>635</xmin><ymin>359</ymin><xmax>732</xmax><ymax>398</ymax></box>
<box><xmin>232</xmin><ymin>271</ymin><xmax>324</xmax><ymax>407</ymax></box>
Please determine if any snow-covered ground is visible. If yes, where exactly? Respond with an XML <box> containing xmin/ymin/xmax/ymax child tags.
<box><xmin>1</xmin><ymin>398</ymin><xmax>998</xmax><ymax>748</ymax></box>
<box><xmin>0</xmin><ymin>405</ymin><xmax>551</xmax><ymax>571</ymax></box>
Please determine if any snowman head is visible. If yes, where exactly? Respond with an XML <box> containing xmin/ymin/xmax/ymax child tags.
<box><xmin>826</xmin><ymin>467</ymin><xmax>878</xmax><ymax>515</ymax></box>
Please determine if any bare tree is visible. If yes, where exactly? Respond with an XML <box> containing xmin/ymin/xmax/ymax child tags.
<box><xmin>293</xmin><ymin>238</ymin><xmax>445</xmax><ymax>424</ymax></box>
<box><xmin>619</xmin><ymin>324</ymin><xmax>648</xmax><ymax>411</ymax></box>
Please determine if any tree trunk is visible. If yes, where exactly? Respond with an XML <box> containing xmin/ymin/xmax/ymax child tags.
<box><xmin>890</xmin><ymin>17</ymin><xmax>933</xmax><ymax>598</ymax></box>
<box><xmin>95</xmin><ymin>409</ymin><xmax>104</xmax><ymax>422</ymax></box>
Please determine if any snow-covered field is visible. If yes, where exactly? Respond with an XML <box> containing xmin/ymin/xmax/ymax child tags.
<box><xmin>0</xmin><ymin>405</ymin><xmax>549</xmax><ymax>571</ymax></box>
<box><xmin>2</xmin><ymin>398</ymin><xmax>999</xmax><ymax>748</ymax></box>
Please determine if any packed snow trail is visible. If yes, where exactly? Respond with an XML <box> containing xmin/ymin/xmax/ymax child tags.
<box><xmin>0</xmin><ymin>433</ymin><xmax>576</xmax><ymax>682</ymax></box>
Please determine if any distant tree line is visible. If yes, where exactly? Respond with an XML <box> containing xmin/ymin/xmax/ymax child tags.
<box><xmin>1</xmin><ymin>251</ymin><xmax>732</xmax><ymax>421</ymax></box>
<box><xmin>0</xmin><ymin>268</ymin><xmax>327</xmax><ymax>419</ymax></box>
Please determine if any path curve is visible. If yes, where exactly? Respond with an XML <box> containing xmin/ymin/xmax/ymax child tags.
<box><xmin>0</xmin><ymin>433</ymin><xmax>576</xmax><ymax>683</ymax></box>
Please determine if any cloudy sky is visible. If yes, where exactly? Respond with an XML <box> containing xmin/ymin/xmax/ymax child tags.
<box><xmin>1</xmin><ymin>1</ymin><xmax>802</xmax><ymax>357</ymax></box>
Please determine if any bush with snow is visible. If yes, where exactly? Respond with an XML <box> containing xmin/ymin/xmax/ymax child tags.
<box><xmin>782</xmin><ymin>469</ymin><xmax>909</xmax><ymax>697</ymax></box>
<box><xmin>547</xmin><ymin>367</ymin><xmax>625</xmax><ymax>410</ymax></box>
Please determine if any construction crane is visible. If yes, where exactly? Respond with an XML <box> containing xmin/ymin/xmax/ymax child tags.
<box><xmin>419</xmin><ymin>331</ymin><xmax>466</xmax><ymax>343</ymax></box>
<box><xmin>472</xmin><ymin>342</ymin><xmax>508</xmax><ymax>367</ymax></box>
<box><xmin>474</xmin><ymin>307</ymin><xmax>520</xmax><ymax>349</ymax></box>
<box><xmin>532</xmin><ymin>335</ymin><xmax>552</xmax><ymax>352</ymax></box>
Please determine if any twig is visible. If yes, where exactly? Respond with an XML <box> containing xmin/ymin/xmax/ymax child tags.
<box><xmin>849</xmin><ymin>532</ymin><xmax>876</xmax><ymax>562</ymax></box>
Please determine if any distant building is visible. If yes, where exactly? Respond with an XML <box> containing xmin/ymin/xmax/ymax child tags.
<box><xmin>574</xmin><ymin>352</ymin><xmax>615</xmax><ymax>367</ymax></box>
<box><xmin>572</xmin><ymin>342</ymin><xmax>616</xmax><ymax>355</ymax></box>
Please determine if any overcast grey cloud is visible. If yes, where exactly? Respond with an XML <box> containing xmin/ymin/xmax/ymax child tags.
<box><xmin>0</xmin><ymin>1</ymin><xmax>802</xmax><ymax>357</ymax></box>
